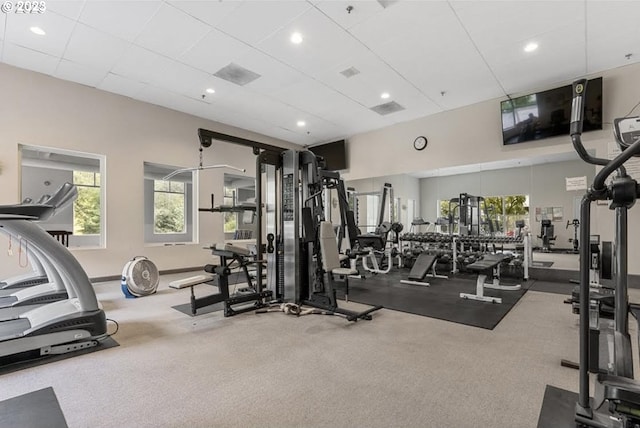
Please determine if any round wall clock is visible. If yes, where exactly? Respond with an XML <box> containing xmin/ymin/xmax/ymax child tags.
<box><xmin>413</xmin><ymin>136</ymin><xmax>428</xmax><ymax>151</ymax></box>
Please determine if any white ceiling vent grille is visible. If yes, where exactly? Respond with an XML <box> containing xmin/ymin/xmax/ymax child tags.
<box><xmin>370</xmin><ymin>101</ymin><xmax>405</xmax><ymax>116</ymax></box>
<box><xmin>213</xmin><ymin>63</ymin><xmax>261</xmax><ymax>86</ymax></box>
<box><xmin>340</xmin><ymin>67</ymin><xmax>361</xmax><ymax>78</ymax></box>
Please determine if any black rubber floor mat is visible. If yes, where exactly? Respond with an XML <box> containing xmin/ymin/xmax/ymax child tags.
<box><xmin>338</xmin><ymin>269</ymin><xmax>531</xmax><ymax>330</ymax></box>
<box><xmin>0</xmin><ymin>387</ymin><xmax>68</xmax><ymax>428</ymax></box>
<box><xmin>537</xmin><ymin>385</ymin><xmax>579</xmax><ymax>428</ymax></box>
<box><xmin>171</xmin><ymin>302</ymin><xmax>224</xmax><ymax>317</ymax></box>
<box><xmin>0</xmin><ymin>336</ymin><xmax>119</xmax><ymax>376</ymax></box>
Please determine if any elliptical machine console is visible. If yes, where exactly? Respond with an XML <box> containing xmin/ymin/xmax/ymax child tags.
<box><xmin>570</xmin><ymin>78</ymin><xmax>640</xmax><ymax>427</ymax></box>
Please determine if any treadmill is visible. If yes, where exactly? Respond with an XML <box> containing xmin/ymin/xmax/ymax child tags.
<box><xmin>0</xmin><ymin>200</ymin><xmax>106</xmax><ymax>360</ymax></box>
<box><xmin>0</xmin><ymin>184</ymin><xmax>78</xmax><ymax>313</ymax></box>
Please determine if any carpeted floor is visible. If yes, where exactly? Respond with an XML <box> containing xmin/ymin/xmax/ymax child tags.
<box><xmin>2</xmin><ymin>273</ymin><xmax>637</xmax><ymax>428</ymax></box>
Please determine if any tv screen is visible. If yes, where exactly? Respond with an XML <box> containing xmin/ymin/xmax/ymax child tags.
<box><xmin>501</xmin><ymin>77</ymin><xmax>602</xmax><ymax>145</ymax></box>
<box><xmin>309</xmin><ymin>140</ymin><xmax>347</xmax><ymax>171</ymax></box>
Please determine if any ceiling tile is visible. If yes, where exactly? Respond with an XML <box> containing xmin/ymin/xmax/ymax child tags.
<box><xmin>586</xmin><ymin>1</ymin><xmax>640</xmax><ymax>73</ymax></box>
<box><xmin>350</xmin><ymin>1</ymin><xmax>451</xmax><ymax>48</ymax></box>
<box><xmin>63</xmin><ymin>23</ymin><xmax>129</xmax><ymax>70</ymax></box>
<box><xmin>136</xmin><ymin>84</ymin><xmax>209</xmax><ymax>118</ymax></box>
<box><xmin>216</xmin><ymin>0</ymin><xmax>311</xmax><ymax>45</ymax></box>
<box><xmin>97</xmin><ymin>72</ymin><xmax>149</xmax><ymax>99</ymax></box>
<box><xmin>257</xmin><ymin>7</ymin><xmax>366</xmax><ymax>77</ymax></box>
<box><xmin>452</xmin><ymin>1</ymin><xmax>583</xmax><ymax>52</ymax></box>
<box><xmin>4</xmin><ymin>11</ymin><xmax>76</xmax><ymax>56</ymax></box>
<box><xmin>168</xmin><ymin>1</ymin><xmax>241</xmax><ymax>27</ymax></box>
<box><xmin>145</xmin><ymin>59</ymin><xmax>211</xmax><ymax>98</ymax></box>
<box><xmin>314</xmin><ymin>0</ymin><xmax>384</xmax><ymax>30</ymax></box>
<box><xmin>271</xmin><ymin>79</ymin><xmax>365</xmax><ymax>118</ymax></box>
<box><xmin>79</xmin><ymin>1</ymin><xmax>161</xmax><ymax>42</ymax></box>
<box><xmin>179</xmin><ymin>28</ymin><xmax>251</xmax><ymax>74</ymax></box>
<box><xmin>46</xmin><ymin>0</ymin><xmax>86</xmax><ymax>20</ymax></box>
<box><xmin>135</xmin><ymin>2</ymin><xmax>210</xmax><ymax>58</ymax></box>
<box><xmin>1</xmin><ymin>42</ymin><xmax>60</xmax><ymax>75</ymax></box>
<box><xmin>111</xmin><ymin>44</ymin><xmax>166</xmax><ymax>83</ymax></box>
<box><xmin>230</xmin><ymin>48</ymin><xmax>307</xmax><ymax>95</ymax></box>
<box><xmin>55</xmin><ymin>59</ymin><xmax>108</xmax><ymax>87</ymax></box>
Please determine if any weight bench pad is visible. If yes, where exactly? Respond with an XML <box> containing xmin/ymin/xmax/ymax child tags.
<box><xmin>466</xmin><ymin>254</ymin><xmax>510</xmax><ymax>272</ymax></box>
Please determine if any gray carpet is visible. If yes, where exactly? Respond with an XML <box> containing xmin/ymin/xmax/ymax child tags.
<box><xmin>528</xmin><ymin>280</ymin><xmax>574</xmax><ymax>296</ymax></box>
<box><xmin>340</xmin><ymin>269</ymin><xmax>532</xmax><ymax>329</ymax></box>
<box><xmin>0</xmin><ymin>387</ymin><xmax>68</xmax><ymax>428</ymax></box>
<box><xmin>5</xmin><ymin>274</ymin><xmax>629</xmax><ymax>428</ymax></box>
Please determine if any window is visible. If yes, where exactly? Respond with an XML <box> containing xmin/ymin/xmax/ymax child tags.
<box><xmin>223</xmin><ymin>173</ymin><xmax>256</xmax><ymax>239</ymax></box>
<box><xmin>223</xmin><ymin>186</ymin><xmax>237</xmax><ymax>233</ymax></box>
<box><xmin>438</xmin><ymin>195</ymin><xmax>529</xmax><ymax>235</ymax></box>
<box><xmin>20</xmin><ymin>145</ymin><xmax>106</xmax><ymax>248</ymax></box>
<box><xmin>365</xmin><ymin>195</ymin><xmax>379</xmax><ymax>233</ymax></box>
<box><xmin>72</xmin><ymin>171</ymin><xmax>101</xmax><ymax>235</ymax></box>
<box><xmin>144</xmin><ymin>162</ymin><xmax>195</xmax><ymax>244</ymax></box>
<box><xmin>154</xmin><ymin>180</ymin><xmax>186</xmax><ymax>234</ymax></box>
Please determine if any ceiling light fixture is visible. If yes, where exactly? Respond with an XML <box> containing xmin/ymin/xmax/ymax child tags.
<box><xmin>290</xmin><ymin>32</ymin><xmax>303</xmax><ymax>44</ymax></box>
<box><xmin>524</xmin><ymin>42</ymin><xmax>538</xmax><ymax>53</ymax></box>
<box><xmin>205</xmin><ymin>88</ymin><xmax>215</xmax><ymax>94</ymax></box>
<box><xmin>30</xmin><ymin>26</ymin><xmax>46</xmax><ymax>36</ymax></box>
<box><xmin>380</xmin><ymin>92</ymin><xmax>390</xmax><ymax>99</ymax></box>
<box><xmin>297</xmin><ymin>120</ymin><xmax>306</xmax><ymax>127</ymax></box>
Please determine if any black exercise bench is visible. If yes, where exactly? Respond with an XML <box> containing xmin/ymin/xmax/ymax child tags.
<box><xmin>460</xmin><ymin>253</ymin><xmax>521</xmax><ymax>304</ymax></box>
<box><xmin>400</xmin><ymin>252</ymin><xmax>448</xmax><ymax>286</ymax></box>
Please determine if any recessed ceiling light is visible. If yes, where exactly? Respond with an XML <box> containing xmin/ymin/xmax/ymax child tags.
<box><xmin>290</xmin><ymin>32</ymin><xmax>303</xmax><ymax>44</ymax></box>
<box><xmin>380</xmin><ymin>92</ymin><xmax>390</xmax><ymax>99</ymax></box>
<box><xmin>205</xmin><ymin>88</ymin><xmax>215</xmax><ymax>94</ymax></box>
<box><xmin>524</xmin><ymin>42</ymin><xmax>538</xmax><ymax>53</ymax></box>
<box><xmin>297</xmin><ymin>120</ymin><xmax>306</xmax><ymax>127</ymax></box>
<box><xmin>30</xmin><ymin>27</ymin><xmax>46</xmax><ymax>36</ymax></box>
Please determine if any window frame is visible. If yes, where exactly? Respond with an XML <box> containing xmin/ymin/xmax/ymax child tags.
<box><xmin>20</xmin><ymin>144</ymin><xmax>107</xmax><ymax>249</ymax></box>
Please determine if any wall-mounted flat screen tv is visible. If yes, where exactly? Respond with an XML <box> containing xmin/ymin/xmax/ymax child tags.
<box><xmin>501</xmin><ymin>77</ymin><xmax>602</xmax><ymax>145</ymax></box>
<box><xmin>309</xmin><ymin>139</ymin><xmax>347</xmax><ymax>171</ymax></box>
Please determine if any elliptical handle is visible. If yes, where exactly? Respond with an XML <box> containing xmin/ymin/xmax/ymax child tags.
<box><xmin>570</xmin><ymin>78</ymin><xmax>610</xmax><ymax>171</ymax></box>
<box><xmin>570</xmin><ymin>79</ymin><xmax>588</xmax><ymax>136</ymax></box>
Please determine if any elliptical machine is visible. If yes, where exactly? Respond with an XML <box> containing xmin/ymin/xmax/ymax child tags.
<box><xmin>571</xmin><ymin>78</ymin><xmax>640</xmax><ymax>427</ymax></box>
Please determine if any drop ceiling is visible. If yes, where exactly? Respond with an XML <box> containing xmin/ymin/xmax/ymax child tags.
<box><xmin>1</xmin><ymin>1</ymin><xmax>638</xmax><ymax>147</ymax></box>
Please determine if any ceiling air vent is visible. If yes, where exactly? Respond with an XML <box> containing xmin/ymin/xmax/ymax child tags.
<box><xmin>370</xmin><ymin>101</ymin><xmax>405</xmax><ymax>116</ymax></box>
<box><xmin>340</xmin><ymin>67</ymin><xmax>360</xmax><ymax>78</ymax></box>
<box><xmin>213</xmin><ymin>63</ymin><xmax>261</xmax><ymax>86</ymax></box>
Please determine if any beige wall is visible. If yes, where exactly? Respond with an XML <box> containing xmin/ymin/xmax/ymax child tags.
<box><xmin>2</xmin><ymin>60</ymin><xmax>640</xmax><ymax>277</ymax></box>
<box><xmin>341</xmin><ymin>62</ymin><xmax>640</xmax><ymax>182</ymax></box>
<box><xmin>342</xmin><ymin>61</ymin><xmax>640</xmax><ymax>273</ymax></box>
<box><xmin>0</xmin><ymin>63</ymin><xmax>298</xmax><ymax>278</ymax></box>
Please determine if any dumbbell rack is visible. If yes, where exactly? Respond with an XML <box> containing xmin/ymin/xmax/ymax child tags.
<box><xmin>400</xmin><ymin>232</ymin><xmax>530</xmax><ymax>280</ymax></box>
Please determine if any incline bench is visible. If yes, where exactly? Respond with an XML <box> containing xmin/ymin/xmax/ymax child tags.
<box><xmin>460</xmin><ymin>253</ymin><xmax>521</xmax><ymax>304</ymax></box>
<box><xmin>400</xmin><ymin>252</ymin><xmax>448</xmax><ymax>286</ymax></box>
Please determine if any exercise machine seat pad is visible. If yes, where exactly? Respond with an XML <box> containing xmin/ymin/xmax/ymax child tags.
<box><xmin>408</xmin><ymin>253</ymin><xmax>437</xmax><ymax>281</ymax></box>
<box><xmin>209</xmin><ymin>243</ymin><xmax>252</xmax><ymax>257</ymax></box>
<box><xmin>466</xmin><ymin>254</ymin><xmax>510</xmax><ymax>272</ymax></box>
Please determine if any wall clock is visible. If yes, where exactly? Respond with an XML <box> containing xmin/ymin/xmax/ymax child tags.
<box><xmin>413</xmin><ymin>136</ymin><xmax>428</xmax><ymax>151</ymax></box>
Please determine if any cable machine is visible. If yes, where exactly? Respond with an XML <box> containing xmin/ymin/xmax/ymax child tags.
<box><xmin>255</xmin><ymin>148</ymin><xmax>381</xmax><ymax>320</ymax></box>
